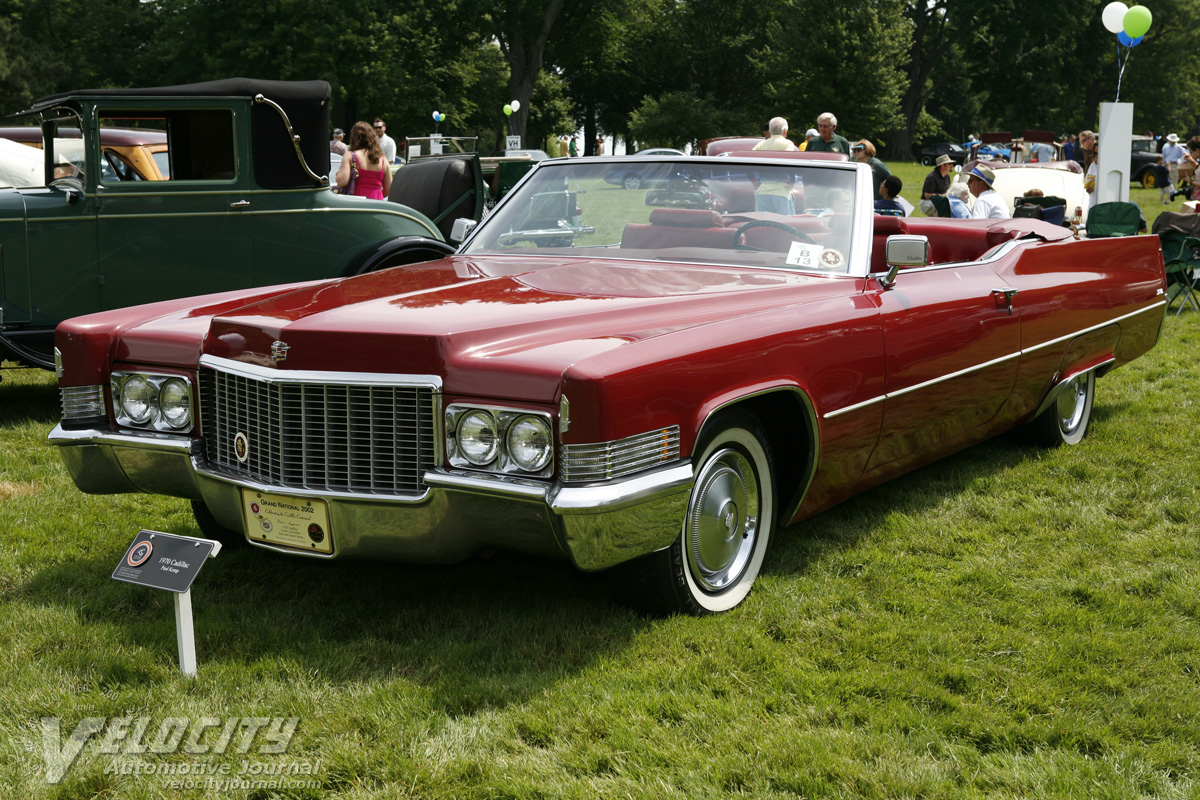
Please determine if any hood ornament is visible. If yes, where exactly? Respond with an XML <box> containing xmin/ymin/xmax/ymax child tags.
<box><xmin>270</xmin><ymin>340</ymin><xmax>290</xmax><ymax>362</ymax></box>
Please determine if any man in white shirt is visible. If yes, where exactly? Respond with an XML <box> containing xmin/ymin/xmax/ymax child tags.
<box><xmin>1163</xmin><ymin>133</ymin><xmax>1185</xmax><ymax>187</ymax></box>
<box><xmin>966</xmin><ymin>164</ymin><xmax>1009</xmax><ymax>219</ymax></box>
<box><xmin>374</xmin><ymin>118</ymin><xmax>397</xmax><ymax>164</ymax></box>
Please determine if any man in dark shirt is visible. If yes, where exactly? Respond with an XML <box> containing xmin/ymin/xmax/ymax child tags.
<box><xmin>919</xmin><ymin>154</ymin><xmax>952</xmax><ymax>216</ymax></box>
<box><xmin>806</xmin><ymin>113</ymin><xmax>850</xmax><ymax>155</ymax></box>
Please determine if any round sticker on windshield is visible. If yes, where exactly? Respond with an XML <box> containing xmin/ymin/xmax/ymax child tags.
<box><xmin>820</xmin><ymin>249</ymin><xmax>845</xmax><ymax>269</ymax></box>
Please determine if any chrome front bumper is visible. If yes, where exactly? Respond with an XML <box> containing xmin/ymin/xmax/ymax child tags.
<box><xmin>48</xmin><ymin>425</ymin><xmax>693</xmax><ymax>571</ymax></box>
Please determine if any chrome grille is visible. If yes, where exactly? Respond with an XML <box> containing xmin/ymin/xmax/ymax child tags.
<box><xmin>561</xmin><ymin>426</ymin><xmax>681</xmax><ymax>482</ymax></box>
<box><xmin>61</xmin><ymin>385</ymin><xmax>106</xmax><ymax>421</ymax></box>
<box><xmin>199</xmin><ymin>366</ymin><xmax>437</xmax><ymax>495</ymax></box>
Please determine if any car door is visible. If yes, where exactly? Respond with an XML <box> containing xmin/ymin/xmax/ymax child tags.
<box><xmin>19</xmin><ymin>123</ymin><xmax>101</xmax><ymax>327</ymax></box>
<box><xmin>94</xmin><ymin>103</ymin><xmax>254</xmax><ymax>310</ymax></box>
<box><xmin>865</xmin><ymin>258</ymin><xmax>1021</xmax><ymax>473</ymax></box>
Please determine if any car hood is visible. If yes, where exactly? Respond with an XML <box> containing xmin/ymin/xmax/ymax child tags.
<box><xmin>197</xmin><ymin>255</ymin><xmax>856</xmax><ymax>400</ymax></box>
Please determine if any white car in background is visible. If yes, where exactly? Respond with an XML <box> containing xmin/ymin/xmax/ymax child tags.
<box><xmin>955</xmin><ymin>160</ymin><xmax>1089</xmax><ymax>222</ymax></box>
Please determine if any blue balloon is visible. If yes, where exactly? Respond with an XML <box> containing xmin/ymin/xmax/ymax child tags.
<box><xmin>1118</xmin><ymin>30</ymin><xmax>1133</xmax><ymax>45</ymax></box>
<box><xmin>1130</xmin><ymin>34</ymin><xmax>1144</xmax><ymax>46</ymax></box>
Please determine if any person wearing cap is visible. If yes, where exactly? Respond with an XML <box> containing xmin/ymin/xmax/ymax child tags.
<box><xmin>330</xmin><ymin>128</ymin><xmax>347</xmax><ymax>155</ymax></box>
<box><xmin>805</xmin><ymin>113</ymin><xmax>850</xmax><ymax>155</ymax></box>
<box><xmin>799</xmin><ymin>128</ymin><xmax>818</xmax><ymax>151</ymax></box>
<box><xmin>919</xmin><ymin>154</ymin><xmax>953</xmax><ymax>216</ymax></box>
<box><xmin>753</xmin><ymin>117</ymin><xmax>798</xmax><ymax>151</ymax></box>
<box><xmin>966</xmin><ymin>164</ymin><xmax>1008</xmax><ymax>219</ymax></box>
<box><xmin>1163</xmin><ymin>133</ymin><xmax>1184</xmax><ymax>187</ymax></box>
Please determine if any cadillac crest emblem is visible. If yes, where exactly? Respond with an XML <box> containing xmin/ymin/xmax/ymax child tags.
<box><xmin>270</xmin><ymin>340</ymin><xmax>290</xmax><ymax>362</ymax></box>
<box><xmin>234</xmin><ymin>432</ymin><xmax>250</xmax><ymax>463</ymax></box>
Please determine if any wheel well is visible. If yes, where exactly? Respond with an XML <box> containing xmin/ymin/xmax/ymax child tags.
<box><xmin>698</xmin><ymin>388</ymin><xmax>817</xmax><ymax>528</ymax></box>
<box><xmin>341</xmin><ymin>236</ymin><xmax>455</xmax><ymax>277</ymax></box>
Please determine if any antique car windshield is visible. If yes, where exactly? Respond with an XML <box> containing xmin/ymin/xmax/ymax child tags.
<box><xmin>462</xmin><ymin>159</ymin><xmax>860</xmax><ymax>274</ymax></box>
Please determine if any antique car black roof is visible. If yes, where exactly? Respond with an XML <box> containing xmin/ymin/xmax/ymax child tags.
<box><xmin>20</xmin><ymin>79</ymin><xmax>331</xmax><ymax>190</ymax></box>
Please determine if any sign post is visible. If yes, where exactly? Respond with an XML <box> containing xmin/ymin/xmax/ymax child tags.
<box><xmin>112</xmin><ymin>531</ymin><xmax>221</xmax><ymax>677</ymax></box>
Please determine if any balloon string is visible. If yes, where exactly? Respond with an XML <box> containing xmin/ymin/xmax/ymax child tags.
<box><xmin>1116</xmin><ymin>43</ymin><xmax>1127</xmax><ymax>102</ymax></box>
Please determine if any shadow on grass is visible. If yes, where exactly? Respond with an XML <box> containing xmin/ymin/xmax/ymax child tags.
<box><xmin>21</xmin><ymin>535</ymin><xmax>644</xmax><ymax>714</ymax></box>
<box><xmin>0</xmin><ymin>370</ymin><xmax>58</xmax><ymax>426</ymax></box>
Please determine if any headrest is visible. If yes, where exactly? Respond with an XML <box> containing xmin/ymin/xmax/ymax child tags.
<box><xmin>648</xmin><ymin>208</ymin><xmax>725</xmax><ymax>227</ymax></box>
<box><xmin>873</xmin><ymin>215</ymin><xmax>907</xmax><ymax>234</ymax></box>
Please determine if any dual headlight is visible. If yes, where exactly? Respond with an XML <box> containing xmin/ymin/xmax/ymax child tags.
<box><xmin>110</xmin><ymin>372</ymin><xmax>194</xmax><ymax>432</ymax></box>
<box><xmin>446</xmin><ymin>405</ymin><xmax>554</xmax><ymax>476</ymax></box>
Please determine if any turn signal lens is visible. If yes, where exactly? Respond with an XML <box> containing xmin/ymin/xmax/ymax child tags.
<box><xmin>457</xmin><ymin>410</ymin><xmax>499</xmax><ymax>465</ymax></box>
<box><xmin>507</xmin><ymin>415</ymin><xmax>553</xmax><ymax>472</ymax></box>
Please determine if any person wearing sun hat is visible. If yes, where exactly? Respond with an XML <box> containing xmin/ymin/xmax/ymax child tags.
<box><xmin>966</xmin><ymin>163</ymin><xmax>1009</xmax><ymax>219</ymax></box>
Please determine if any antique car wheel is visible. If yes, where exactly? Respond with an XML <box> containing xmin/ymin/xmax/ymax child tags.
<box><xmin>1030</xmin><ymin>371</ymin><xmax>1095</xmax><ymax>447</ymax></box>
<box><xmin>1141</xmin><ymin>170</ymin><xmax>1156</xmax><ymax>189</ymax></box>
<box><xmin>622</xmin><ymin>411</ymin><xmax>775</xmax><ymax>615</ymax></box>
<box><xmin>191</xmin><ymin>500</ymin><xmax>244</xmax><ymax>549</ymax></box>
<box><xmin>921</xmin><ymin>156</ymin><xmax>933</xmax><ymax>167</ymax></box>
<box><xmin>622</xmin><ymin>174</ymin><xmax>642</xmax><ymax>190</ymax></box>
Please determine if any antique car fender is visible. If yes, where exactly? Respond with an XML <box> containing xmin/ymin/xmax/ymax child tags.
<box><xmin>339</xmin><ymin>235</ymin><xmax>457</xmax><ymax>277</ymax></box>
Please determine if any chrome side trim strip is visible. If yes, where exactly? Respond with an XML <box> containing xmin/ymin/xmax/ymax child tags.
<box><xmin>1023</xmin><ymin>300</ymin><xmax>1166</xmax><ymax>353</ymax></box>
<box><xmin>823</xmin><ymin>300</ymin><xmax>1166</xmax><ymax>420</ymax></box>
<box><xmin>198</xmin><ymin>354</ymin><xmax>442</xmax><ymax>389</ymax></box>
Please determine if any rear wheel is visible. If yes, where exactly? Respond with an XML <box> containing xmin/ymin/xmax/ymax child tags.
<box><xmin>620</xmin><ymin>411</ymin><xmax>775</xmax><ymax>615</ymax></box>
<box><xmin>622</xmin><ymin>174</ymin><xmax>642</xmax><ymax>190</ymax></box>
<box><xmin>920</xmin><ymin>156</ymin><xmax>933</xmax><ymax>167</ymax></box>
<box><xmin>1141</xmin><ymin>170</ymin><xmax>1156</xmax><ymax>189</ymax></box>
<box><xmin>1029</xmin><ymin>371</ymin><xmax>1095</xmax><ymax>447</ymax></box>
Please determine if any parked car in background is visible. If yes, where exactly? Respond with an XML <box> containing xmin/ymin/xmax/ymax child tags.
<box><xmin>967</xmin><ymin>141</ymin><xmax>1011</xmax><ymax>162</ymax></box>
<box><xmin>955</xmin><ymin>160</ymin><xmax>1088</xmax><ymax>222</ymax></box>
<box><xmin>50</xmin><ymin>150</ymin><xmax>1166</xmax><ymax>614</ymax></box>
<box><xmin>634</xmin><ymin>147</ymin><xmax>686</xmax><ymax>156</ymax></box>
<box><xmin>0</xmin><ymin>124</ymin><xmax>170</xmax><ymax>181</ymax></box>
<box><xmin>0</xmin><ymin>79</ymin><xmax>457</xmax><ymax>370</ymax></box>
<box><xmin>1130</xmin><ymin>134</ymin><xmax>1162</xmax><ymax>188</ymax></box>
<box><xmin>495</xmin><ymin>148</ymin><xmax>550</xmax><ymax>162</ymax></box>
<box><xmin>0</xmin><ymin>137</ymin><xmax>42</xmax><ymax>187</ymax></box>
<box><xmin>919</xmin><ymin>142</ymin><xmax>969</xmax><ymax>166</ymax></box>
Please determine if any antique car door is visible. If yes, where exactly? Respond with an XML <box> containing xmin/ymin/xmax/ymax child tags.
<box><xmin>866</xmin><ymin>257</ymin><xmax>1021</xmax><ymax>472</ymax></box>
<box><xmin>16</xmin><ymin>119</ymin><xmax>101</xmax><ymax>327</ymax></box>
<box><xmin>93</xmin><ymin>103</ymin><xmax>254</xmax><ymax>309</ymax></box>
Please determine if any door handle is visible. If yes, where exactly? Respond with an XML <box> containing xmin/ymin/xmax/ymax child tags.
<box><xmin>230</xmin><ymin>200</ymin><xmax>250</xmax><ymax>209</ymax></box>
<box><xmin>991</xmin><ymin>287</ymin><xmax>1019</xmax><ymax>314</ymax></box>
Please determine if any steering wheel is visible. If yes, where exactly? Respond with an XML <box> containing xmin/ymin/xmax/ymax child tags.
<box><xmin>732</xmin><ymin>219</ymin><xmax>818</xmax><ymax>251</ymax></box>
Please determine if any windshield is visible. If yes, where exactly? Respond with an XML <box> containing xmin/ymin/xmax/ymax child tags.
<box><xmin>462</xmin><ymin>159</ymin><xmax>860</xmax><ymax>273</ymax></box>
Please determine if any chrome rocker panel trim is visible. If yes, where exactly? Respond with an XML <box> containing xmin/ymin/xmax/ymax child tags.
<box><xmin>48</xmin><ymin>425</ymin><xmax>692</xmax><ymax>572</ymax></box>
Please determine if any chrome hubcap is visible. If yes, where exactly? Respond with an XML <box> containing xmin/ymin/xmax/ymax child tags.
<box><xmin>687</xmin><ymin>448</ymin><xmax>759</xmax><ymax>592</ymax></box>
<box><xmin>1056</xmin><ymin>374</ymin><xmax>1088</xmax><ymax>434</ymax></box>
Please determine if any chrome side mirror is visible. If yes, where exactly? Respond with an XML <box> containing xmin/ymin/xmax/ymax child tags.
<box><xmin>877</xmin><ymin>235</ymin><xmax>930</xmax><ymax>287</ymax></box>
<box><xmin>450</xmin><ymin>217</ymin><xmax>477</xmax><ymax>244</ymax></box>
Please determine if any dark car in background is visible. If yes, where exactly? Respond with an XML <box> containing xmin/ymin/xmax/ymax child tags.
<box><xmin>918</xmin><ymin>142</ymin><xmax>969</xmax><ymax>166</ymax></box>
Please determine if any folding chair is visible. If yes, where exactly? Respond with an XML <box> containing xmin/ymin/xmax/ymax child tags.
<box><xmin>1152</xmin><ymin>212</ymin><xmax>1200</xmax><ymax>315</ymax></box>
<box><xmin>1085</xmin><ymin>202</ymin><xmax>1141</xmax><ymax>237</ymax></box>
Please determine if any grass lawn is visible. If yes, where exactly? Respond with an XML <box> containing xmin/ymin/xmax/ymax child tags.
<box><xmin>2</xmin><ymin>281</ymin><xmax>1200</xmax><ymax>797</ymax></box>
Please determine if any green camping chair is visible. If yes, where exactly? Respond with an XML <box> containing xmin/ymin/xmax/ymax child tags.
<box><xmin>928</xmin><ymin>194</ymin><xmax>952</xmax><ymax>218</ymax></box>
<box><xmin>1085</xmin><ymin>201</ymin><xmax>1142</xmax><ymax>238</ymax></box>
<box><xmin>1152</xmin><ymin>212</ymin><xmax>1200</xmax><ymax>315</ymax></box>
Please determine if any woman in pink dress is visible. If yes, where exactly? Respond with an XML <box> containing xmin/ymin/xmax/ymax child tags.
<box><xmin>336</xmin><ymin>121</ymin><xmax>392</xmax><ymax>199</ymax></box>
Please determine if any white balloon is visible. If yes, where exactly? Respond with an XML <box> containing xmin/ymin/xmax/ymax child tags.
<box><xmin>510</xmin><ymin>100</ymin><xmax>521</xmax><ymax>112</ymax></box>
<box><xmin>1102</xmin><ymin>1</ymin><xmax>1128</xmax><ymax>34</ymax></box>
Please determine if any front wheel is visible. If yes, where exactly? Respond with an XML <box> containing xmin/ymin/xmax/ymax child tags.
<box><xmin>920</xmin><ymin>156</ymin><xmax>933</xmax><ymax>167</ymax></box>
<box><xmin>191</xmin><ymin>500</ymin><xmax>245</xmax><ymax>550</ymax></box>
<box><xmin>620</xmin><ymin>411</ymin><xmax>775</xmax><ymax>615</ymax></box>
<box><xmin>1029</xmin><ymin>371</ymin><xmax>1095</xmax><ymax>447</ymax></box>
<box><xmin>622</xmin><ymin>174</ymin><xmax>642</xmax><ymax>190</ymax></box>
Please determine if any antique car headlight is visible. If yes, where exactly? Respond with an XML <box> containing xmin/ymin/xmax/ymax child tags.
<box><xmin>118</xmin><ymin>375</ymin><xmax>155</xmax><ymax>424</ymax></box>
<box><xmin>446</xmin><ymin>404</ymin><xmax>555</xmax><ymax>477</ymax></box>
<box><xmin>158</xmin><ymin>378</ymin><xmax>192</xmax><ymax>429</ymax></box>
<box><xmin>507</xmin><ymin>415</ymin><xmax>553</xmax><ymax>472</ymax></box>
<box><xmin>111</xmin><ymin>372</ymin><xmax>194</xmax><ymax>432</ymax></box>
<box><xmin>457</xmin><ymin>410</ymin><xmax>499</xmax><ymax>465</ymax></box>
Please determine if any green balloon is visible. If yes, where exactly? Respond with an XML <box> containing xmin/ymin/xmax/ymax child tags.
<box><xmin>503</xmin><ymin>104</ymin><xmax>513</xmax><ymax>116</ymax></box>
<box><xmin>1123</xmin><ymin>5</ymin><xmax>1152</xmax><ymax>39</ymax></box>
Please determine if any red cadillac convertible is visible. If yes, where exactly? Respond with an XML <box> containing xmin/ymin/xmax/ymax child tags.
<box><xmin>49</xmin><ymin>153</ymin><xmax>1167</xmax><ymax>614</ymax></box>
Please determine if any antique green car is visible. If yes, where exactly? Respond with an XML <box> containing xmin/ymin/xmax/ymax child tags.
<box><xmin>0</xmin><ymin>78</ymin><xmax>468</xmax><ymax>370</ymax></box>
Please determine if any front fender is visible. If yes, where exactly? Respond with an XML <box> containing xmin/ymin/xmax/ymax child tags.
<box><xmin>341</xmin><ymin>236</ymin><xmax>456</xmax><ymax>277</ymax></box>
